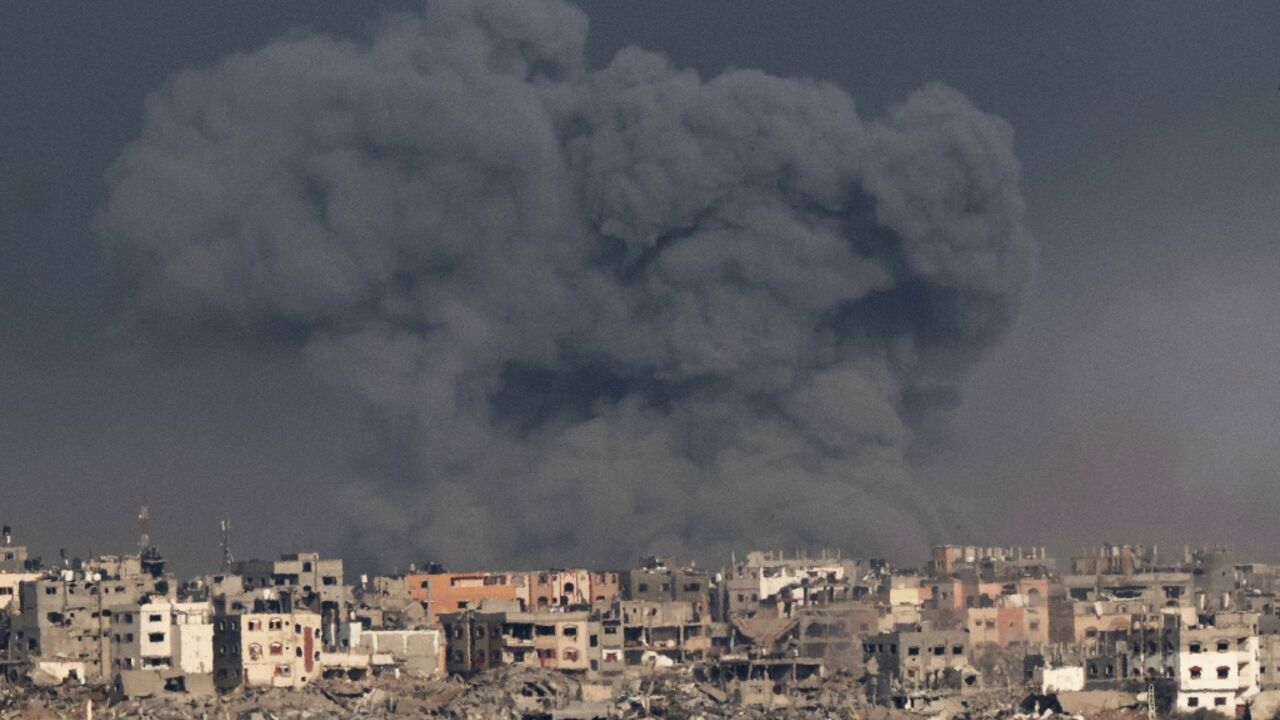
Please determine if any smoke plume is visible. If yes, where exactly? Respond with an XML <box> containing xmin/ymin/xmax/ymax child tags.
<box><xmin>100</xmin><ymin>0</ymin><xmax>1033</xmax><ymax>568</ymax></box>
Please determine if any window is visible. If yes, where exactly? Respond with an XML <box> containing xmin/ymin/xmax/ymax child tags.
<box><xmin>953</xmin><ymin>645</ymin><xmax>965</xmax><ymax>655</ymax></box>
<box><xmin>1217</xmin><ymin>641</ymin><xmax>1229</xmax><ymax>652</ymax></box>
<box><xmin>45</xmin><ymin>587</ymin><xmax>56</xmax><ymax>595</ymax></box>
<box><xmin>148</xmin><ymin>614</ymin><xmax>163</xmax><ymax>623</ymax></box>
<box><xmin>268</xmin><ymin>619</ymin><xmax>284</xmax><ymax>631</ymax></box>
<box><xmin>590</xmin><ymin>635</ymin><xmax>598</xmax><ymax>648</ymax></box>
<box><xmin>684</xmin><ymin>583</ymin><xmax>701</xmax><ymax>592</ymax></box>
<box><xmin>249</xmin><ymin>644</ymin><xmax>262</xmax><ymax>660</ymax></box>
<box><xmin>536</xmin><ymin>625</ymin><xmax>555</xmax><ymax>636</ymax></box>
<box><xmin>563</xmin><ymin>625</ymin><xmax>578</xmax><ymax>637</ymax></box>
<box><xmin>1188</xmin><ymin>697</ymin><xmax>1199</xmax><ymax>708</ymax></box>
<box><xmin>322</xmin><ymin>577</ymin><xmax>337</xmax><ymax>586</ymax></box>
<box><xmin>294</xmin><ymin>623</ymin><xmax>302</xmax><ymax>634</ymax></box>
<box><xmin>1029</xmin><ymin>621</ymin><xmax>1040</xmax><ymax>630</ymax></box>
<box><xmin>475</xmin><ymin>626</ymin><xmax>485</xmax><ymax>639</ymax></box>
<box><xmin>932</xmin><ymin>646</ymin><xmax>945</xmax><ymax>656</ymax></box>
<box><xmin>1190</xmin><ymin>666</ymin><xmax>1202</xmax><ymax>679</ymax></box>
<box><xmin>637</xmin><ymin>584</ymin><xmax>648</xmax><ymax>593</ymax></box>
<box><xmin>1214</xmin><ymin>697</ymin><xmax>1227</xmax><ymax>707</ymax></box>
<box><xmin>1217</xmin><ymin>666</ymin><xmax>1230</xmax><ymax>680</ymax></box>
<box><xmin>1189</xmin><ymin>642</ymin><xmax>1202</xmax><ymax>654</ymax></box>
<box><xmin>148</xmin><ymin>633</ymin><xmax>164</xmax><ymax>643</ymax></box>
<box><xmin>302</xmin><ymin>562</ymin><xmax>312</xmax><ymax>572</ymax></box>
<box><xmin>1085</xmin><ymin>628</ymin><xmax>1097</xmax><ymax>638</ymax></box>
<box><xmin>270</xmin><ymin>642</ymin><xmax>284</xmax><ymax>656</ymax></box>
<box><xmin>564</xmin><ymin>648</ymin><xmax>579</xmax><ymax>661</ymax></box>
<box><xmin>452</xmin><ymin>650</ymin><xmax>464</xmax><ymax>663</ymax></box>
<box><xmin>907</xmin><ymin>646</ymin><xmax>919</xmax><ymax>656</ymax></box>
<box><xmin>248</xmin><ymin>620</ymin><xmax>261</xmax><ymax>631</ymax></box>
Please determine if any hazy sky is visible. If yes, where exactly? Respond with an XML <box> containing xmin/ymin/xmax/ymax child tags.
<box><xmin>2</xmin><ymin>1</ymin><xmax>1278</xmax><ymax>575</ymax></box>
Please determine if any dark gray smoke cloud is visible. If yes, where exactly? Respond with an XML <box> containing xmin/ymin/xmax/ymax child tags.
<box><xmin>99</xmin><ymin>0</ymin><xmax>1032</xmax><ymax>568</ymax></box>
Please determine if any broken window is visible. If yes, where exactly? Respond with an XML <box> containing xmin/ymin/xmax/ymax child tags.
<box><xmin>249</xmin><ymin>644</ymin><xmax>262</xmax><ymax>660</ymax></box>
<box><xmin>564</xmin><ymin>649</ymin><xmax>579</xmax><ymax>661</ymax></box>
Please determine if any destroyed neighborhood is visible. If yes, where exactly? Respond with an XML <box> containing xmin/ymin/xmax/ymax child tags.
<box><xmin>1</xmin><ymin>518</ymin><xmax>1277</xmax><ymax>719</ymax></box>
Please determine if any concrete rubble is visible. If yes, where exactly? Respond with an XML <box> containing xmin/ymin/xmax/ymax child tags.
<box><xmin>0</xmin><ymin>670</ymin><xmax>1151</xmax><ymax>720</ymax></box>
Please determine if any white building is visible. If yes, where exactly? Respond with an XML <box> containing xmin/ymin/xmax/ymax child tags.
<box><xmin>1129</xmin><ymin>611</ymin><xmax>1260</xmax><ymax>715</ymax></box>
<box><xmin>109</xmin><ymin>599</ymin><xmax>213</xmax><ymax>674</ymax></box>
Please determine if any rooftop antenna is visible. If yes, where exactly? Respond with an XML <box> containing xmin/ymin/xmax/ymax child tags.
<box><xmin>137</xmin><ymin>505</ymin><xmax>165</xmax><ymax>578</ymax></box>
<box><xmin>138</xmin><ymin>505</ymin><xmax>151</xmax><ymax>552</ymax></box>
<box><xmin>220</xmin><ymin>519</ymin><xmax>235</xmax><ymax>571</ymax></box>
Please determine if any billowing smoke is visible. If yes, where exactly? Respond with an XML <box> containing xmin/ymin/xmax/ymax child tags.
<box><xmin>99</xmin><ymin>0</ymin><xmax>1032</xmax><ymax>569</ymax></box>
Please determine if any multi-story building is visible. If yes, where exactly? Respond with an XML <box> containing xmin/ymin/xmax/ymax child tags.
<box><xmin>441</xmin><ymin>608</ymin><xmax>598</xmax><ymax>675</ymax></box>
<box><xmin>863</xmin><ymin>628</ymin><xmax>971</xmax><ymax>693</ymax></box>
<box><xmin>622</xmin><ymin>557</ymin><xmax>713</xmax><ymax>621</ymax></box>
<box><xmin>1142</xmin><ymin>612</ymin><xmax>1259</xmax><ymax>715</ymax></box>
<box><xmin>109</xmin><ymin>599</ymin><xmax>213</xmax><ymax>675</ymax></box>
<box><xmin>10</xmin><ymin>555</ymin><xmax>176</xmax><ymax>682</ymax></box>
<box><xmin>212</xmin><ymin>610</ymin><xmax>322</xmax><ymax>690</ymax></box>
<box><xmin>407</xmin><ymin>570</ymin><xmax>523</xmax><ymax>625</ymax></box>
<box><xmin>724</xmin><ymin>551</ymin><xmax>852</xmax><ymax>616</ymax></box>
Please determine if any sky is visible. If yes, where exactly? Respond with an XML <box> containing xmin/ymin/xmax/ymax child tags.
<box><xmin>1</xmin><ymin>1</ymin><xmax>1278</xmax><ymax>576</ymax></box>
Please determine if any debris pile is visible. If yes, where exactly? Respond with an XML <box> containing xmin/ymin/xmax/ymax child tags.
<box><xmin>0</xmin><ymin>671</ymin><xmax>1150</xmax><ymax>720</ymax></box>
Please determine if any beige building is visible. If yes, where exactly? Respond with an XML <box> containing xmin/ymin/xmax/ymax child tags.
<box><xmin>212</xmin><ymin>611</ymin><xmax>322</xmax><ymax>690</ymax></box>
<box><xmin>442</xmin><ymin>608</ymin><xmax>598</xmax><ymax>675</ymax></box>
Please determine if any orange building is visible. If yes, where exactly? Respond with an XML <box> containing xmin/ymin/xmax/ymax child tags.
<box><xmin>407</xmin><ymin>571</ymin><xmax>523</xmax><ymax>625</ymax></box>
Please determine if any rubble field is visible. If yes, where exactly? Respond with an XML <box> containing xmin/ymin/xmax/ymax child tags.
<box><xmin>0</xmin><ymin>667</ymin><xmax>1152</xmax><ymax>720</ymax></box>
